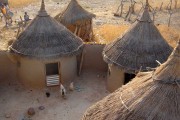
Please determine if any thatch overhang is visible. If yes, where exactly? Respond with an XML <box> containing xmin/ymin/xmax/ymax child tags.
<box><xmin>55</xmin><ymin>0</ymin><xmax>96</xmax><ymax>25</ymax></box>
<box><xmin>103</xmin><ymin>3</ymin><xmax>172</xmax><ymax>73</ymax></box>
<box><xmin>9</xmin><ymin>0</ymin><xmax>84</xmax><ymax>60</ymax></box>
<box><xmin>82</xmin><ymin>41</ymin><xmax>180</xmax><ymax>120</ymax></box>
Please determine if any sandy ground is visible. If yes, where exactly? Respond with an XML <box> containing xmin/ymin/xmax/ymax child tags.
<box><xmin>0</xmin><ymin>71</ymin><xmax>109</xmax><ymax>120</ymax></box>
<box><xmin>0</xmin><ymin>0</ymin><xmax>179</xmax><ymax>120</ymax></box>
<box><xmin>0</xmin><ymin>0</ymin><xmax>179</xmax><ymax>50</ymax></box>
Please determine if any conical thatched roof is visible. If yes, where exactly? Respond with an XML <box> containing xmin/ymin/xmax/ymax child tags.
<box><xmin>103</xmin><ymin>3</ymin><xmax>172</xmax><ymax>73</ymax></box>
<box><xmin>9</xmin><ymin>0</ymin><xmax>83</xmax><ymax>59</ymax></box>
<box><xmin>82</xmin><ymin>41</ymin><xmax>180</xmax><ymax>120</ymax></box>
<box><xmin>55</xmin><ymin>0</ymin><xmax>95</xmax><ymax>25</ymax></box>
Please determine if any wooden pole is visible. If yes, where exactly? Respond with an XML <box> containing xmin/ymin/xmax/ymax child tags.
<box><xmin>78</xmin><ymin>49</ymin><xmax>85</xmax><ymax>76</ymax></box>
<box><xmin>175</xmin><ymin>0</ymin><xmax>178</xmax><ymax>9</ymax></box>
<box><xmin>119</xmin><ymin>2</ymin><xmax>124</xmax><ymax>17</ymax></box>
<box><xmin>78</xmin><ymin>26</ymin><xmax>81</xmax><ymax>37</ymax></box>
<box><xmin>128</xmin><ymin>7</ymin><xmax>132</xmax><ymax>21</ymax></box>
<box><xmin>168</xmin><ymin>10</ymin><xmax>173</xmax><ymax>27</ymax></box>
<box><xmin>89</xmin><ymin>20</ymin><xmax>93</xmax><ymax>42</ymax></box>
<box><xmin>74</xmin><ymin>25</ymin><xmax>78</xmax><ymax>35</ymax></box>
<box><xmin>114</xmin><ymin>0</ymin><xmax>124</xmax><ymax>17</ymax></box>
<box><xmin>16</xmin><ymin>27</ymin><xmax>21</xmax><ymax>38</ymax></box>
<box><xmin>131</xmin><ymin>1</ymin><xmax>136</xmax><ymax>14</ymax></box>
<box><xmin>125</xmin><ymin>6</ymin><xmax>131</xmax><ymax>21</ymax></box>
<box><xmin>159</xmin><ymin>2</ymin><xmax>163</xmax><ymax>11</ymax></box>
<box><xmin>152</xmin><ymin>8</ymin><xmax>157</xmax><ymax>22</ymax></box>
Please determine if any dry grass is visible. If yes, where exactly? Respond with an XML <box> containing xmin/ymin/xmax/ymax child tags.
<box><xmin>94</xmin><ymin>24</ymin><xmax>180</xmax><ymax>47</ymax></box>
<box><xmin>94</xmin><ymin>24</ymin><xmax>129</xmax><ymax>44</ymax></box>
<box><xmin>9</xmin><ymin>0</ymin><xmax>37</xmax><ymax>8</ymax></box>
<box><xmin>158</xmin><ymin>25</ymin><xmax>180</xmax><ymax>47</ymax></box>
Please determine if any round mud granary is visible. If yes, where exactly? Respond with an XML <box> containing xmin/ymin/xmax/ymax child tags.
<box><xmin>55</xmin><ymin>0</ymin><xmax>96</xmax><ymax>42</ymax></box>
<box><xmin>103</xmin><ymin>2</ymin><xmax>172</xmax><ymax>92</ymax></box>
<box><xmin>82</xmin><ymin>41</ymin><xmax>180</xmax><ymax>120</ymax></box>
<box><xmin>9</xmin><ymin>0</ymin><xmax>83</xmax><ymax>88</ymax></box>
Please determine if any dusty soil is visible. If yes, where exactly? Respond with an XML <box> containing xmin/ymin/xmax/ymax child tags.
<box><xmin>0</xmin><ymin>0</ymin><xmax>180</xmax><ymax>50</ymax></box>
<box><xmin>0</xmin><ymin>72</ymin><xmax>108</xmax><ymax>120</ymax></box>
<box><xmin>0</xmin><ymin>0</ymin><xmax>179</xmax><ymax>120</ymax></box>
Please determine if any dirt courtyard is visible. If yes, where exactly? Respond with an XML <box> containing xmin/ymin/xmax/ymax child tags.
<box><xmin>0</xmin><ymin>72</ymin><xmax>109</xmax><ymax>120</ymax></box>
<box><xmin>0</xmin><ymin>0</ymin><xmax>179</xmax><ymax>120</ymax></box>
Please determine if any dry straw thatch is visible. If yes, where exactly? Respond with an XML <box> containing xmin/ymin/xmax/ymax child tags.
<box><xmin>103</xmin><ymin>2</ymin><xmax>172</xmax><ymax>73</ymax></box>
<box><xmin>9</xmin><ymin>0</ymin><xmax>83</xmax><ymax>59</ymax></box>
<box><xmin>82</xmin><ymin>41</ymin><xmax>180</xmax><ymax>120</ymax></box>
<box><xmin>55</xmin><ymin>0</ymin><xmax>95</xmax><ymax>25</ymax></box>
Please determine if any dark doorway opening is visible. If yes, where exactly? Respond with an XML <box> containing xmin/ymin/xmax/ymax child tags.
<box><xmin>46</xmin><ymin>63</ymin><xmax>59</xmax><ymax>76</ymax></box>
<box><xmin>124</xmin><ymin>73</ymin><xmax>136</xmax><ymax>84</ymax></box>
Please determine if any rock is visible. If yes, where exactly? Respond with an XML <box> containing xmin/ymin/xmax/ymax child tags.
<box><xmin>27</xmin><ymin>108</ymin><xmax>35</xmax><ymax>116</ymax></box>
<box><xmin>5</xmin><ymin>113</ymin><xmax>11</xmax><ymax>118</ymax></box>
<box><xmin>38</xmin><ymin>106</ymin><xmax>45</xmax><ymax>110</ymax></box>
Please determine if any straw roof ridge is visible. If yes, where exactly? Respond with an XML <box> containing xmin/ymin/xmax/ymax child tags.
<box><xmin>103</xmin><ymin>5</ymin><xmax>172</xmax><ymax>73</ymax></box>
<box><xmin>82</xmin><ymin>42</ymin><xmax>180</xmax><ymax>120</ymax></box>
<box><xmin>55</xmin><ymin>0</ymin><xmax>96</xmax><ymax>25</ymax></box>
<box><xmin>153</xmin><ymin>41</ymin><xmax>180</xmax><ymax>84</ymax></box>
<box><xmin>9</xmin><ymin>0</ymin><xmax>84</xmax><ymax>59</ymax></box>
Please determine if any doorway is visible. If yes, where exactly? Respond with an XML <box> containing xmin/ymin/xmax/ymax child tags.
<box><xmin>45</xmin><ymin>63</ymin><xmax>60</xmax><ymax>87</ymax></box>
<box><xmin>124</xmin><ymin>73</ymin><xmax>136</xmax><ymax>84</ymax></box>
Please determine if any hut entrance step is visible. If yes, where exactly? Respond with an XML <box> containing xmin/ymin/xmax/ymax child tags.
<box><xmin>46</xmin><ymin>75</ymin><xmax>60</xmax><ymax>86</ymax></box>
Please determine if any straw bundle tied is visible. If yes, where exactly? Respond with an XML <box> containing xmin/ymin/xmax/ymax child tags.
<box><xmin>9</xmin><ymin>0</ymin><xmax>84</xmax><ymax>59</ymax></box>
<box><xmin>103</xmin><ymin>2</ymin><xmax>172</xmax><ymax>73</ymax></box>
<box><xmin>55</xmin><ymin>0</ymin><xmax>95</xmax><ymax>25</ymax></box>
<box><xmin>82</xmin><ymin>41</ymin><xmax>180</xmax><ymax>120</ymax></box>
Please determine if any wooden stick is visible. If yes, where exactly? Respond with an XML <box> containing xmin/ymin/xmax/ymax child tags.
<box><xmin>78</xmin><ymin>49</ymin><xmax>85</xmax><ymax>76</ymax></box>
<box><xmin>125</xmin><ymin>6</ymin><xmax>131</xmax><ymax>21</ymax></box>
<box><xmin>168</xmin><ymin>10</ymin><xmax>173</xmax><ymax>27</ymax></box>
<box><xmin>16</xmin><ymin>27</ymin><xmax>21</xmax><ymax>38</ymax></box>
<box><xmin>74</xmin><ymin>25</ymin><xmax>78</xmax><ymax>35</ymax></box>
<box><xmin>78</xmin><ymin>26</ymin><xmax>81</xmax><ymax>37</ymax></box>
<box><xmin>159</xmin><ymin>2</ymin><xmax>163</xmax><ymax>11</ymax></box>
<box><xmin>174</xmin><ymin>0</ymin><xmax>178</xmax><ymax>9</ymax></box>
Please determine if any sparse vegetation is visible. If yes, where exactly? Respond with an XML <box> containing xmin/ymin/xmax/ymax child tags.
<box><xmin>9</xmin><ymin>0</ymin><xmax>37</xmax><ymax>8</ymax></box>
<box><xmin>94</xmin><ymin>24</ymin><xmax>180</xmax><ymax>47</ymax></box>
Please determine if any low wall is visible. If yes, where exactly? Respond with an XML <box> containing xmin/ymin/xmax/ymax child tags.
<box><xmin>81</xmin><ymin>43</ymin><xmax>108</xmax><ymax>73</ymax></box>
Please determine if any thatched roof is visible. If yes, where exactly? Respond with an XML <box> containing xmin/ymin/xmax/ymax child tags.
<box><xmin>103</xmin><ymin>3</ymin><xmax>172</xmax><ymax>73</ymax></box>
<box><xmin>82</xmin><ymin>41</ymin><xmax>180</xmax><ymax>120</ymax></box>
<box><xmin>55</xmin><ymin>0</ymin><xmax>95</xmax><ymax>25</ymax></box>
<box><xmin>9</xmin><ymin>0</ymin><xmax>84</xmax><ymax>59</ymax></box>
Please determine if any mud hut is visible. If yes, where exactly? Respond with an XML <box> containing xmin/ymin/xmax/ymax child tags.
<box><xmin>103</xmin><ymin>1</ymin><xmax>172</xmax><ymax>92</ymax></box>
<box><xmin>8</xmin><ymin>0</ymin><xmax>83</xmax><ymax>88</ymax></box>
<box><xmin>82</xmin><ymin>41</ymin><xmax>180</xmax><ymax>120</ymax></box>
<box><xmin>55</xmin><ymin>0</ymin><xmax>96</xmax><ymax>42</ymax></box>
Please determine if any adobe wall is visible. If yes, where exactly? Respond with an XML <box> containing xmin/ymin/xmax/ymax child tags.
<box><xmin>0</xmin><ymin>51</ymin><xmax>17</xmax><ymax>83</ymax></box>
<box><xmin>17</xmin><ymin>56</ymin><xmax>77</xmax><ymax>88</ymax></box>
<box><xmin>107</xmin><ymin>64</ymin><xmax>125</xmax><ymax>92</ymax></box>
<box><xmin>81</xmin><ymin>43</ymin><xmax>108</xmax><ymax>73</ymax></box>
<box><xmin>58</xmin><ymin>56</ymin><xmax>77</xmax><ymax>85</ymax></box>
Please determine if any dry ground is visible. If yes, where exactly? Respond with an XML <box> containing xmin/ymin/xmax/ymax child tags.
<box><xmin>0</xmin><ymin>72</ymin><xmax>108</xmax><ymax>120</ymax></box>
<box><xmin>0</xmin><ymin>0</ymin><xmax>180</xmax><ymax>120</ymax></box>
<box><xmin>0</xmin><ymin>0</ymin><xmax>179</xmax><ymax>50</ymax></box>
